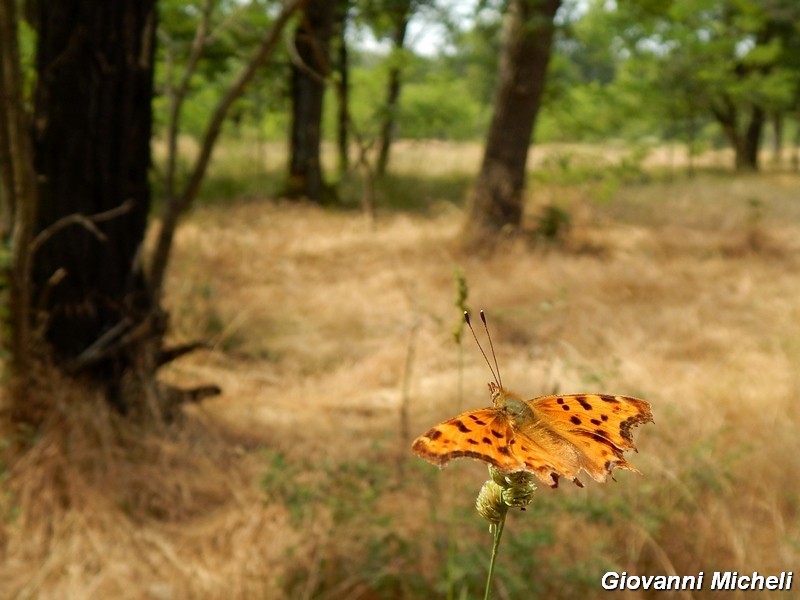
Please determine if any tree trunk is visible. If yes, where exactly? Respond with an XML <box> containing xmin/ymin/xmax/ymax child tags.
<box><xmin>712</xmin><ymin>96</ymin><xmax>763</xmax><ymax>172</ymax></box>
<box><xmin>741</xmin><ymin>105</ymin><xmax>764</xmax><ymax>170</ymax></box>
<box><xmin>772</xmin><ymin>112</ymin><xmax>783</xmax><ymax>165</ymax></box>
<box><xmin>461</xmin><ymin>0</ymin><xmax>561</xmax><ymax>250</ymax></box>
<box><xmin>0</xmin><ymin>0</ymin><xmax>39</xmax><ymax>381</ymax></box>
<box><xmin>376</xmin><ymin>2</ymin><xmax>412</xmax><ymax>177</ymax></box>
<box><xmin>287</xmin><ymin>0</ymin><xmax>335</xmax><ymax>202</ymax></box>
<box><xmin>335</xmin><ymin>1</ymin><xmax>349</xmax><ymax>176</ymax></box>
<box><xmin>30</xmin><ymin>0</ymin><xmax>158</xmax><ymax>401</ymax></box>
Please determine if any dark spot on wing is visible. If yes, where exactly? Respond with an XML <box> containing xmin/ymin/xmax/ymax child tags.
<box><xmin>601</xmin><ymin>414</ymin><xmax>609</xmax><ymax>422</ymax></box>
<box><xmin>590</xmin><ymin>418</ymin><xmax>602</xmax><ymax>426</ymax></box>
<box><xmin>467</xmin><ymin>438</ymin><xmax>479</xmax><ymax>445</ymax></box>
<box><xmin>448</xmin><ymin>450</ymin><xmax>495</xmax><ymax>464</ymax></box>
<box><xmin>619</xmin><ymin>416</ymin><xmax>641</xmax><ymax>444</ymax></box>
<box><xmin>570</xmin><ymin>416</ymin><xmax>582</xmax><ymax>425</ymax></box>
<box><xmin>468</xmin><ymin>414</ymin><xmax>487</xmax><ymax>426</ymax></box>
<box><xmin>576</xmin><ymin>396</ymin><xmax>593</xmax><ymax>411</ymax></box>
<box><xmin>498</xmin><ymin>446</ymin><xmax>510</xmax><ymax>456</ymax></box>
<box><xmin>490</xmin><ymin>429</ymin><xmax>504</xmax><ymax>439</ymax></box>
<box><xmin>482</xmin><ymin>437</ymin><xmax>493</xmax><ymax>445</ymax></box>
<box><xmin>600</xmin><ymin>394</ymin><xmax>619</xmax><ymax>403</ymax></box>
<box><xmin>427</xmin><ymin>429</ymin><xmax>443</xmax><ymax>441</ymax></box>
<box><xmin>561</xmin><ymin>404</ymin><xmax>570</xmax><ymax>411</ymax></box>
<box><xmin>595</xmin><ymin>428</ymin><xmax>605</xmax><ymax>437</ymax></box>
<box><xmin>454</xmin><ymin>420</ymin><xmax>471</xmax><ymax>433</ymax></box>
<box><xmin>556</xmin><ymin>397</ymin><xmax>564</xmax><ymax>404</ymax></box>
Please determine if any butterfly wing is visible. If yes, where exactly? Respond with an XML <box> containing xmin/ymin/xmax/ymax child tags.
<box><xmin>529</xmin><ymin>393</ymin><xmax>653</xmax><ymax>483</ymax></box>
<box><xmin>411</xmin><ymin>408</ymin><xmax>570</xmax><ymax>488</ymax></box>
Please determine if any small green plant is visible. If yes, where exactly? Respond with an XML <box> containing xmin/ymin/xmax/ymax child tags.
<box><xmin>534</xmin><ymin>204</ymin><xmax>571</xmax><ymax>242</ymax></box>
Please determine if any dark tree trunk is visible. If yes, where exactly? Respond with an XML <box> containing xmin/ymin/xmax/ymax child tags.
<box><xmin>376</xmin><ymin>1</ymin><xmax>412</xmax><ymax>177</ymax></box>
<box><xmin>461</xmin><ymin>0</ymin><xmax>561</xmax><ymax>249</ymax></box>
<box><xmin>287</xmin><ymin>0</ymin><xmax>335</xmax><ymax>202</ymax></box>
<box><xmin>742</xmin><ymin>105</ymin><xmax>765</xmax><ymax>170</ymax></box>
<box><xmin>30</xmin><ymin>0</ymin><xmax>158</xmax><ymax>397</ymax></box>
<box><xmin>712</xmin><ymin>96</ymin><xmax>763</xmax><ymax>172</ymax></box>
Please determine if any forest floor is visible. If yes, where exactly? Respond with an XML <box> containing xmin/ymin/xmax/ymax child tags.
<box><xmin>2</xmin><ymin>142</ymin><xmax>800</xmax><ymax>599</ymax></box>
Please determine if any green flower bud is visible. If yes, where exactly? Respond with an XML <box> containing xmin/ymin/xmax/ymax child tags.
<box><xmin>502</xmin><ymin>480</ymin><xmax>537</xmax><ymax>508</ymax></box>
<box><xmin>475</xmin><ymin>480</ymin><xmax>507</xmax><ymax>525</ymax></box>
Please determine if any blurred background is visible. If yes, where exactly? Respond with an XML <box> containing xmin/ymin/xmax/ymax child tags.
<box><xmin>0</xmin><ymin>0</ymin><xmax>799</xmax><ymax>598</ymax></box>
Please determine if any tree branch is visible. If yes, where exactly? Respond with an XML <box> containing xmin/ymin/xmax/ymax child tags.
<box><xmin>30</xmin><ymin>198</ymin><xmax>136</xmax><ymax>254</ymax></box>
<box><xmin>164</xmin><ymin>0</ymin><xmax>216</xmax><ymax>201</ymax></box>
<box><xmin>149</xmin><ymin>0</ymin><xmax>305</xmax><ymax>302</ymax></box>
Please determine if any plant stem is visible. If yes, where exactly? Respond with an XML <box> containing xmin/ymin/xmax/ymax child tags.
<box><xmin>483</xmin><ymin>511</ymin><xmax>507</xmax><ymax>600</ymax></box>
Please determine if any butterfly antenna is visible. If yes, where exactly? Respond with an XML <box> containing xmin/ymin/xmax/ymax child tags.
<box><xmin>464</xmin><ymin>311</ymin><xmax>501</xmax><ymax>387</ymax></box>
<box><xmin>479</xmin><ymin>310</ymin><xmax>503</xmax><ymax>388</ymax></box>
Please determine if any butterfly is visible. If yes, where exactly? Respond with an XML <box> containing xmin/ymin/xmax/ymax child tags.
<box><xmin>412</xmin><ymin>312</ymin><xmax>653</xmax><ymax>488</ymax></box>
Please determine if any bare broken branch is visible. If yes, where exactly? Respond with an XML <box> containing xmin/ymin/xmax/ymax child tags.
<box><xmin>156</xmin><ymin>340</ymin><xmax>212</xmax><ymax>367</ymax></box>
<box><xmin>30</xmin><ymin>198</ymin><xmax>136</xmax><ymax>254</ymax></box>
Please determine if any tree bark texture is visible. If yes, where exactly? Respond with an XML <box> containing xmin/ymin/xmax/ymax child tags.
<box><xmin>462</xmin><ymin>0</ymin><xmax>561</xmax><ymax>249</ymax></box>
<box><xmin>30</xmin><ymin>0</ymin><xmax>157</xmax><ymax>383</ymax></box>
<box><xmin>287</xmin><ymin>0</ymin><xmax>334</xmax><ymax>202</ymax></box>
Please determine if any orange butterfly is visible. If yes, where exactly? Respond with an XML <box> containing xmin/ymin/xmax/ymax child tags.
<box><xmin>412</xmin><ymin>312</ymin><xmax>653</xmax><ymax>488</ymax></box>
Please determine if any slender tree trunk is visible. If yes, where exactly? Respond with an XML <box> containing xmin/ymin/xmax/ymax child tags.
<box><xmin>376</xmin><ymin>2</ymin><xmax>412</xmax><ymax>177</ymax></box>
<box><xmin>335</xmin><ymin>1</ymin><xmax>349</xmax><ymax>176</ymax></box>
<box><xmin>461</xmin><ymin>0</ymin><xmax>561</xmax><ymax>250</ymax></box>
<box><xmin>0</xmin><ymin>0</ymin><xmax>38</xmax><ymax>382</ymax></box>
<box><xmin>287</xmin><ymin>0</ymin><xmax>335</xmax><ymax>202</ymax></box>
<box><xmin>30</xmin><ymin>0</ymin><xmax>158</xmax><ymax>398</ymax></box>
<box><xmin>772</xmin><ymin>112</ymin><xmax>783</xmax><ymax>165</ymax></box>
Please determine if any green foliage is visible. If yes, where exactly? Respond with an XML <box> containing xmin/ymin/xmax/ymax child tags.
<box><xmin>443</xmin><ymin>12</ymin><xmax>503</xmax><ymax>106</ymax></box>
<box><xmin>341</xmin><ymin>53</ymin><xmax>487</xmax><ymax>142</ymax></box>
<box><xmin>143</xmin><ymin>0</ymin><xmax>800</xmax><ymax>179</ymax></box>
<box><xmin>154</xmin><ymin>0</ymin><xmax>290</xmax><ymax>140</ymax></box>
<box><xmin>610</xmin><ymin>0</ymin><xmax>800</xmax><ymax>153</ymax></box>
<box><xmin>399</xmin><ymin>74</ymin><xmax>486</xmax><ymax>140</ymax></box>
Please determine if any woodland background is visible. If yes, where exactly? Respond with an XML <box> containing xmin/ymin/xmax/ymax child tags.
<box><xmin>1</xmin><ymin>0</ymin><xmax>799</xmax><ymax>598</ymax></box>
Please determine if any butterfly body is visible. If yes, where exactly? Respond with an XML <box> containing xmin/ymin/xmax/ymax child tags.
<box><xmin>412</xmin><ymin>383</ymin><xmax>653</xmax><ymax>488</ymax></box>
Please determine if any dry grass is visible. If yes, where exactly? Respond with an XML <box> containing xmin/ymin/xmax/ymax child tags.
<box><xmin>3</xmin><ymin>142</ymin><xmax>800</xmax><ymax>598</ymax></box>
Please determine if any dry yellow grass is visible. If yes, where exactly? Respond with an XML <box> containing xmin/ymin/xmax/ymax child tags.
<box><xmin>2</xmin><ymin>143</ymin><xmax>800</xmax><ymax>598</ymax></box>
